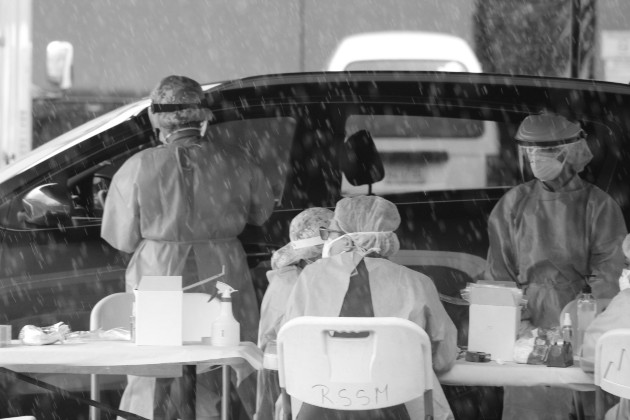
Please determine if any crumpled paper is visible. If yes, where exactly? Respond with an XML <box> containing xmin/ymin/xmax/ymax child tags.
<box><xmin>19</xmin><ymin>322</ymin><xmax>70</xmax><ymax>345</ymax></box>
<box><xmin>65</xmin><ymin>327</ymin><xmax>130</xmax><ymax>342</ymax></box>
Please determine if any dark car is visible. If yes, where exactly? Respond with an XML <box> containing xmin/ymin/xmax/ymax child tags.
<box><xmin>1</xmin><ymin>71</ymin><xmax>630</xmax><ymax>418</ymax></box>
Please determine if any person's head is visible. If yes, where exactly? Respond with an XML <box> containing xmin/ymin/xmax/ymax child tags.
<box><xmin>148</xmin><ymin>75</ymin><xmax>212</xmax><ymax>143</ymax></box>
<box><xmin>270</xmin><ymin>207</ymin><xmax>334</xmax><ymax>270</ymax></box>
<box><xmin>516</xmin><ymin>112</ymin><xmax>593</xmax><ymax>186</ymax></box>
<box><xmin>320</xmin><ymin>195</ymin><xmax>400</xmax><ymax>258</ymax></box>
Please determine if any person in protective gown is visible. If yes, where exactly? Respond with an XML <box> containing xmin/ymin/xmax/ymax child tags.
<box><xmin>282</xmin><ymin>195</ymin><xmax>458</xmax><ymax>420</ymax></box>
<box><xmin>485</xmin><ymin>112</ymin><xmax>627</xmax><ymax>420</ymax></box>
<box><xmin>256</xmin><ymin>207</ymin><xmax>334</xmax><ymax>420</ymax></box>
<box><xmin>580</xmin><ymin>233</ymin><xmax>630</xmax><ymax>420</ymax></box>
<box><xmin>101</xmin><ymin>75</ymin><xmax>275</xmax><ymax>420</ymax></box>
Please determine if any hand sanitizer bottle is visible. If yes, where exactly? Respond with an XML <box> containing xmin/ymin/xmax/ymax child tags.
<box><xmin>211</xmin><ymin>281</ymin><xmax>240</xmax><ymax>347</ymax></box>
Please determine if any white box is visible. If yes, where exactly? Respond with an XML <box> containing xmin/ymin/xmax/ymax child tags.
<box><xmin>468</xmin><ymin>286</ymin><xmax>521</xmax><ymax>361</ymax></box>
<box><xmin>135</xmin><ymin>276</ymin><xmax>183</xmax><ymax>346</ymax></box>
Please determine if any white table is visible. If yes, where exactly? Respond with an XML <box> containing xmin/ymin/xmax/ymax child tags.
<box><xmin>0</xmin><ymin>340</ymin><xmax>263</xmax><ymax>420</ymax></box>
<box><xmin>437</xmin><ymin>358</ymin><xmax>596</xmax><ymax>392</ymax></box>
<box><xmin>437</xmin><ymin>358</ymin><xmax>602</xmax><ymax>419</ymax></box>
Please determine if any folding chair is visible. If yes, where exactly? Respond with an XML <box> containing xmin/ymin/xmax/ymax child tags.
<box><xmin>277</xmin><ymin>316</ymin><xmax>434</xmax><ymax>420</ymax></box>
<box><xmin>89</xmin><ymin>292</ymin><xmax>218</xmax><ymax>420</ymax></box>
<box><xmin>595</xmin><ymin>328</ymin><xmax>630</xmax><ymax>419</ymax></box>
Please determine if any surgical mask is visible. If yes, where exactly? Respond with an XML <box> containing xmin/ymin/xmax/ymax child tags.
<box><xmin>322</xmin><ymin>234</ymin><xmax>349</xmax><ymax>258</ymax></box>
<box><xmin>530</xmin><ymin>155</ymin><xmax>565</xmax><ymax>181</ymax></box>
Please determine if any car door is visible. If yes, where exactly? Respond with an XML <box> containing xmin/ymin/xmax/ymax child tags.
<box><xmin>0</xmin><ymin>109</ymin><xmax>154</xmax><ymax>334</ymax></box>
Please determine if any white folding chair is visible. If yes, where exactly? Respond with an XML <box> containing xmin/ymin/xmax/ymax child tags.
<box><xmin>595</xmin><ymin>328</ymin><xmax>630</xmax><ymax>398</ymax></box>
<box><xmin>277</xmin><ymin>316</ymin><xmax>434</xmax><ymax>420</ymax></box>
<box><xmin>89</xmin><ymin>292</ymin><xmax>134</xmax><ymax>420</ymax></box>
<box><xmin>89</xmin><ymin>292</ymin><xmax>218</xmax><ymax>420</ymax></box>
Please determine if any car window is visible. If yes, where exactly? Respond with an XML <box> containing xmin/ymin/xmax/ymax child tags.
<box><xmin>342</xmin><ymin>114</ymin><xmax>510</xmax><ymax>195</ymax></box>
<box><xmin>206</xmin><ymin>117</ymin><xmax>296</xmax><ymax>203</ymax></box>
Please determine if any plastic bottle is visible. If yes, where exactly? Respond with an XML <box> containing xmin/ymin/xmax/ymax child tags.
<box><xmin>211</xmin><ymin>281</ymin><xmax>240</xmax><ymax>347</ymax></box>
<box><xmin>561</xmin><ymin>312</ymin><xmax>573</xmax><ymax>349</ymax></box>
<box><xmin>575</xmin><ymin>280</ymin><xmax>597</xmax><ymax>356</ymax></box>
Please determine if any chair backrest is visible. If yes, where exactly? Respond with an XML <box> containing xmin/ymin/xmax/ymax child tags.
<box><xmin>90</xmin><ymin>292</ymin><xmax>134</xmax><ymax>330</ymax></box>
<box><xmin>277</xmin><ymin>316</ymin><xmax>433</xmax><ymax>414</ymax></box>
<box><xmin>559</xmin><ymin>298</ymin><xmax>612</xmax><ymax>328</ymax></box>
<box><xmin>595</xmin><ymin>328</ymin><xmax>630</xmax><ymax>399</ymax></box>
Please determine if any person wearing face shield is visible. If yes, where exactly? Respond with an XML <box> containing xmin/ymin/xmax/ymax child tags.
<box><xmin>282</xmin><ymin>195</ymin><xmax>458</xmax><ymax>420</ymax></box>
<box><xmin>102</xmin><ymin>75</ymin><xmax>275</xmax><ymax>420</ymax></box>
<box><xmin>255</xmin><ymin>207</ymin><xmax>334</xmax><ymax>420</ymax></box>
<box><xmin>486</xmin><ymin>112</ymin><xmax>627</xmax><ymax>420</ymax></box>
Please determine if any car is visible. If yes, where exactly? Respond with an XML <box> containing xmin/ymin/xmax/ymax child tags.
<box><xmin>1</xmin><ymin>71</ymin><xmax>630</xmax><ymax>418</ymax></box>
<box><xmin>326</xmin><ymin>31</ymin><xmax>500</xmax><ymax>194</ymax></box>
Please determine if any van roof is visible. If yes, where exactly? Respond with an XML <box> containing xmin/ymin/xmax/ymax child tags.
<box><xmin>326</xmin><ymin>31</ymin><xmax>482</xmax><ymax>72</ymax></box>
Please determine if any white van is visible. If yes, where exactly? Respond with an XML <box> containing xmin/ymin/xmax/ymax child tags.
<box><xmin>327</xmin><ymin>32</ymin><xmax>500</xmax><ymax>194</ymax></box>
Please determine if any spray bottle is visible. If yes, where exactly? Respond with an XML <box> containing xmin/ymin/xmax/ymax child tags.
<box><xmin>211</xmin><ymin>281</ymin><xmax>240</xmax><ymax>347</ymax></box>
<box><xmin>575</xmin><ymin>277</ymin><xmax>597</xmax><ymax>356</ymax></box>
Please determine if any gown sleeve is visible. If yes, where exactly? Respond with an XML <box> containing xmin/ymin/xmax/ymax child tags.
<box><xmin>408</xmin><ymin>271</ymin><xmax>458</xmax><ymax>373</ymax></box>
<box><xmin>486</xmin><ymin>195</ymin><xmax>519</xmax><ymax>283</ymax></box>
<box><xmin>101</xmin><ymin>158</ymin><xmax>142</xmax><ymax>254</ymax></box>
<box><xmin>588</xmin><ymin>196</ymin><xmax>627</xmax><ymax>298</ymax></box>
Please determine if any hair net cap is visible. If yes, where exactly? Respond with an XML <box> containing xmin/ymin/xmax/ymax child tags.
<box><xmin>623</xmin><ymin>234</ymin><xmax>630</xmax><ymax>260</ymax></box>
<box><xmin>334</xmin><ymin>195</ymin><xmax>400</xmax><ymax>257</ymax></box>
<box><xmin>150</xmin><ymin>75</ymin><xmax>212</xmax><ymax>130</ymax></box>
<box><xmin>271</xmin><ymin>208</ymin><xmax>334</xmax><ymax>270</ymax></box>
<box><xmin>516</xmin><ymin>112</ymin><xmax>583</xmax><ymax>145</ymax></box>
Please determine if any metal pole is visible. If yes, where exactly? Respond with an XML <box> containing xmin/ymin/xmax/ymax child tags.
<box><xmin>570</xmin><ymin>0</ymin><xmax>581</xmax><ymax>78</ymax></box>
<box><xmin>299</xmin><ymin>0</ymin><xmax>305</xmax><ymax>72</ymax></box>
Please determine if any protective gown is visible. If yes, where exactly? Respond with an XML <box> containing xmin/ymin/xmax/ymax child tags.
<box><xmin>102</xmin><ymin>130</ymin><xmax>274</xmax><ymax>419</ymax></box>
<box><xmin>487</xmin><ymin>175</ymin><xmax>626</xmax><ymax>327</ymax></box>
<box><xmin>282</xmin><ymin>251</ymin><xmax>458</xmax><ymax>420</ymax></box>
<box><xmin>486</xmin><ymin>175</ymin><xmax>626</xmax><ymax>420</ymax></box>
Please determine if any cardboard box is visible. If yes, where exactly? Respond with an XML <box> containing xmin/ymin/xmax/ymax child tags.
<box><xmin>468</xmin><ymin>285</ymin><xmax>521</xmax><ymax>361</ymax></box>
<box><xmin>135</xmin><ymin>276</ymin><xmax>183</xmax><ymax>346</ymax></box>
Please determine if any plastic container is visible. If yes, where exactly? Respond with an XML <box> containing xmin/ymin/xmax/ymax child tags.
<box><xmin>575</xmin><ymin>281</ymin><xmax>597</xmax><ymax>355</ymax></box>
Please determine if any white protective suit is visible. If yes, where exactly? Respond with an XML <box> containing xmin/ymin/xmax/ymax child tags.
<box><xmin>283</xmin><ymin>251</ymin><xmax>457</xmax><ymax>420</ymax></box>
<box><xmin>102</xmin><ymin>129</ymin><xmax>274</xmax><ymax>419</ymax></box>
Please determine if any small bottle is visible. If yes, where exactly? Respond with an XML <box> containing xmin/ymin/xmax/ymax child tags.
<box><xmin>561</xmin><ymin>312</ymin><xmax>573</xmax><ymax>347</ymax></box>
<box><xmin>211</xmin><ymin>281</ymin><xmax>240</xmax><ymax>347</ymax></box>
<box><xmin>575</xmin><ymin>280</ymin><xmax>597</xmax><ymax>356</ymax></box>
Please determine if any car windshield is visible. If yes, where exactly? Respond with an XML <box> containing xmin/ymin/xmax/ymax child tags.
<box><xmin>2</xmin><ymin>3</ymin><xmax>630</xmax><ymax>420</ymax></box>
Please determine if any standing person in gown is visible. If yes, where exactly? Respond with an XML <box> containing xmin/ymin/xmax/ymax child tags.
<box><xmin>485</xmin><ymin>111</ymin><xmax>626</xmax><ymax>419</ymax></box>
<box><xmin>102</xmin><ymin>75</ymin><xmax>275</xmax><ymax>420</ymax></box>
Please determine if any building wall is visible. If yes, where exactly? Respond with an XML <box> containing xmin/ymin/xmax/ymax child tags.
<box><xmin>32</xmin><ymin>0</ymin><xmax>474</xmax><ymax>95</ymax></box>
<box><xmin>32</xmin><ymin>0</ymin><xmax>630</xmax><ymax>96</ymax></box>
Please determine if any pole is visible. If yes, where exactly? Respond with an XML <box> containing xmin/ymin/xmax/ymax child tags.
<box><xmin>0</xmin><ymin>0</ymin><xmax>32</xmax><ymax>168</ymax></box>
<box><xmin>299</xmin><ymin>0</ymin><xmax>305</xmax><ymax>72</ymax></box>
<box><xmin>570</xmin><ymin>0</ymin><xmax>581</xmax><ymax>78</ymax></box>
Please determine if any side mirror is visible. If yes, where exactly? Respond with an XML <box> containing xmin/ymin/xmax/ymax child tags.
<box><xmin>21</xmin><ymin>183</ymin><xmax>72</xmax><ymax>227</ymax></box>
<box><xmin>46</xmin><ymin>41</ymin><xmax>73</xmax><ymax>90</ymax></box>
<box><xmin>340</xmin><ymin>129</ymin><xmax>385</xmax><ymax>191</ymax></box>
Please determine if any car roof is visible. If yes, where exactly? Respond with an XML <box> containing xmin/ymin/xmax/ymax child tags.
<box><xmin>326</xmin><ymin>31</ymin><xmax>482</xmax><ymax>72</ymax></box>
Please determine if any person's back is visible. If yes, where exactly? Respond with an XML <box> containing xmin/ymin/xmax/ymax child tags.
<box><xmin>282</xmin><ymin>196</ymin><xmax>457</xmax><ymax>420</ymax></box>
